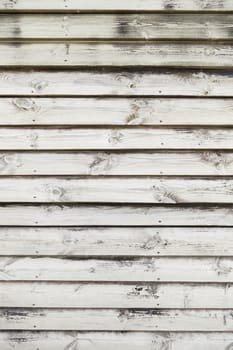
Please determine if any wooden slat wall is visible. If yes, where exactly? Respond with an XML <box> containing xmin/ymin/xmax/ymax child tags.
<box><xmin>1</xmin><ymin>1</ymin><xmax>233</xmax><ymax>349</ymax></box>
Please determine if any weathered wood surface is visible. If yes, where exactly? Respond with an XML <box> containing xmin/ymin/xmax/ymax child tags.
<box><xmin>1</xmin><ymin>178</ymin><xmax>233</xmax><ymax>203</ymax></box>
<box><xmin>0</xmin><ymin>151</ymin><xmax>232</xmax><ymax>175</ymax></box>
<box><xmin>0</xmin><ymin>70</ymin><xmax>233</xmax><ymax>97</ymax></box>
<box><xmin>1</xmin><ymin>227</ymin><xmax>233</xmax><ymax>256</ymax></box>
<box><xmin>3</xmin><ymin>98</ymin><xmax>233</xmax><ymax>126</ymax></box>
<box><xmin>1</xmin><ymin>257</ymin><xmax>233</xmax><ymax>282</ymax></box>
<box><xmin>1</xmin><ymin>0</ymin><xmax>233</xmax><ymax>11</ymax></box>
<box><xmin>0</xmin><ymin>205</ymin><xmax>231</xmax><ymax>226</ymax></box>
<box><xmin>0</xmin><ymin>128</ymin><xmax>232</xmax><ymax>150</ymax></box>
<box><xmin>1</xmin><ymin>282</ymin><xmax>233</xmax><ymax>308</ymax></box>
<box><xmin>1</xmin><ymin>43</ymin><xmax>233</xmax><ymax>67</ymax></box>
<box><xmin>1</xmin><ymin>1</ymin><xmax>233</xmax><ymax>341</ymax></box>
<box><xmin>1</xmin><ymin>332</ymin><xmax>233</xmax><ymax>350</ymax></box>
<box><xmin>1</xmin><ymin>14</ymin><xmax>233</xmax><ymax>40</ymax></box>
<box><xmin>1</xmin><ymin>309</ymin><xmax>233</xmax><ymax>331</ymax></box>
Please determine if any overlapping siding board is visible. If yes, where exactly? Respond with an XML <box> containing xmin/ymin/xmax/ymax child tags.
<box><xmin>0</xmin><ymin>1</ymin><xmax>233</xmax><ymax>348</ymax></box>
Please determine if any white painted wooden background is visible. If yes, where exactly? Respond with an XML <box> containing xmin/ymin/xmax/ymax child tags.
<box><xmin>1</xmin><ymin>0</ymin><xmax>233</xmax><ymax>349</ymax></box>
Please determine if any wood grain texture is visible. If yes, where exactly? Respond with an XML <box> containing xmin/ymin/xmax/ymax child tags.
<box><xmin>0</xmin><ymin>282</ymin><xmax>233</xmax><ymax>308</ymax></box>
<box><xmin>0</xmin><ymin>309</ymin><xmax>233</xmax><ymax>331</ymax></box>
<box><xmin>1</xmin><ymin>332</ymin><xmax>233</xmax><ymax>350</ymax></box>
<box><xmin>0</xmin><ymin>70</ymin><xmax>232</xmax><ymax>96</ymax></box>
<box><xmin>0</xmin><ymin>151</ymin><xmax>232</xmax><ymax>175</ymax></box>
<box><xmin>1</xmin><ymin>177</ymin><xmax>233</xmax><ymax>203</ymax></box>
<box><xmin>0</xmin><ymin>204</ymin><xmax>231</xmax><ymax>226</ymax></box>
<box><xmin>1</xmin><ymin>14</ymin><xmax>233</xmax><ymax>40</ymax></box>
<box><xmin>0</xmin><ymin>0</ymin><xmax>233</xmax><ymax>11</ymax></box>
<box><xmin>0</xmin><ymin>227</ymin><xmax>233</xmax><ymax>256</ymax></box>
<box><xmin>1</xmin><ymin>257</ymin><xmax>233</xmax><ymax>282</ymax></box>
<box><xmin>1</xmin><ymin>43</ymin><xmax>233</xmax><ymax>67</ymax></box>
<box><xmin>0</xmin><ymin>128</ymin><xmax>232</xmax><ymax>150</ymax></box>
<box><xmin>2</xmin><ymin>97</ymin><xmax>233</xmax><ymax>126</ymax></box>
<box><xmin>1</xmin><ymin>2</ymin><xmax>233</xmax><ymax>340</ymax></box>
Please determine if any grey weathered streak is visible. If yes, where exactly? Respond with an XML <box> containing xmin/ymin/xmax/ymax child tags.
<box><xmin>0</xmin><ymin>151</ymin><xmax>232</xmax><ymax>176</ymax></box>
<box><xmin>0</xmin><ymin>0</ymin><xmax>233</xmax><ymax>11</ymax></box>
<box><xmin>0</xmin><ymin>70</ymin><xmax>232</xmax><ymax>96</ymax></box>
<box><xmin>1</xmin><ymin>309</ymin><xmax>233</xmax><ymax>331</ymax></box>
<box><xmin>0</xmin><ymin>128</ymin><xmax>233</xmax><ymax>150</ymax></box>
<box><xmin>0</xmin><ymin>204</ymin><xmax>232</xmax><ymax>226</ymax></box>
<box><xmin>1</xmin><ymin>14</ymin><xmax>233</xmax><ymax>40</ymax></box>
<box><xmin>1</xmin><ymin>43</ymin><xmax>233</xmax><ymax>67</ymax></box>
<box><xmin>0</xmin><ymin>227</ymin><xmax>233</xmax><ymax>256</ymax></box>
<box><xmin>3</xmin><ymin>97</ymin><xmax>233</xmax><ymax>126</ymax></box>
<box><xmin>1</xmin><ymin>178</ymin><xmax>233</xmax><ymax>203</ymax></box>
<box><xmin>1</xmin><ymin>332</ymin><xmax>233</xmax><ymax>350</ymax></box>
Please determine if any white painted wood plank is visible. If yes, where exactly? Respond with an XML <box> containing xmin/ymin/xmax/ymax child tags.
<box><xmin>2</xmin><ymin>98</ymin><xmax>233</xmax><ymax>126</ymax></box>
<box><xmin>0</xmin><ymin>282</ymin><xmax>232</xmax><ymax>308</ymax></box>
<box><xmin>0</xmin><ymin>70</ymin><xmax>232</xmax><ymax>97</ymax></box>
<box><xmin>0</xmin><ymin>151</ymin><xmax>232</xmax><ymax>176</ymax></box>
<box><xmin>0</xmin><ymin>309</ymin><xmax>232</xmax><ymax>331</ymax></box>
<box><xmin>1</xmin><ymin>43</ymin><xmax>233</xmax><ymax>67</ymax></box>
<box><xmin>0</xmin><ymin>0</ymin><xmax>233</xmax><ymax>11</ymax></box>
<box><xmin>1</xmin><ymin>14</ymin><xmax>233</xmax><ymax>39</ymax></box>
<box><xmin>0</xmin><ymin>227</ymin><xmax>233</xmax><ymax>256</ymax></box>
<box><xmin>1</xmin><ymin>178</ymin><xmax>233</xmax><ymax>203</ymax></box>
<box><xmin>0</xmin><ymin>128</ymin><xmax>232</xmax><ymax>150</ymax></box>
<box><xmin>1</xmin><ymin>332</ymin><xmax>233</xmax><ymax>350</ymax></box>
<box><xmin>0</xmin><ymin>205</ymin><xmax>231</xmax><ymax>226</ymax></box>
<box><xmin>1</xmin><ymin>257</ymin><xmax>233</xmax><ymax>282</ymax></box>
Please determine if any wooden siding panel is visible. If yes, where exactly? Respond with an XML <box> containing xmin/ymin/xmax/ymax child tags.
<box><xmin>0</xmin><ymin>43</ymin><xmax>233</xmax><ymax>67</ymax></box>
<box><xmin>0</xmin><ymin>309</ymin><xmax>232</xmax><ymax>331</ymax></box>
<box><xmin>0</xmin><ymin>70</ymin><xmax>233</xmax><ymax>96</ymax></box>
<box><xmin>1</xmin><ymin>282</ymin><xmax>233</xmax><ymax>308</ymax></box>
<box><xmin>0</xmin><ymin>204</ymin><xmax>231</xmax><ymax>226</ymax></box>
<box><xmin>0</xmin><ymin>0</ymin><xmax>233</xmax><ymax>11</ymax></box>
<box><xmin>0</xmin><ymin>178</ymin><xmax>233</xmax><ymax>203</ymax></box>
<box><xmin>1</xmin><ymin>14</ymin><xmax>233</xmax><ymax>40</ymax></box>
<box><xmin>2</xmin><ymin>98</ymin><xmax>233</xmax><ymax>126</ymax></box>
<box><xmin>0</xmin><ymin>151</ymin><xmax>232</xmax><ymax>176</ymax></box>
<box><xmin>0</xmin><ymin>227</ymin><xmax>233</xmax><ymax>256</ymax></box>
<box><xmin>1</xmin><ymin>332</ymin><xmax>233</xmax><ymax>350</ymax></box>
<box><xmin>0</xmin><ymin>127</ymin><xmax>232</xmax><ymax>150</ymax></box>
<box><xmin>1</xmin><ymin>257</ymin><xmax>233</xmax><ymax>282</ymax></box>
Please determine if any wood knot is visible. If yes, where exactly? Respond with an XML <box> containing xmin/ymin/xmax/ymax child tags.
<box><xmin>50</xmin><ymin>186</ymin><xmax>66</xmax><ymax>201</ymax></box>
<box><xmin>12</xmin><ymin>98</ymin><xmax>36</xmax><ymax>112</ymax></box>
<box><xmin>89</xmin><ymin>153</ymin><xmax>117</xmax><ymax>174</ymax></box>
<box><xmin>0</xmin><ymin>153</ymin><xmax>21</xmax><ymax>173</ymax></box>
<box><xmin>31</xmin><ymin>80</ymin><xmax>48</xmax><ymax>92</ymax></box>
<box><xmin>108</xmin><ymin>130</ymin><xmax>124</xmax><ymax>145</ymax></box>
<box><xmin>226</xmin><ymin>343</ymin><xmax>233</xmax><ymax>350</ymax></box>
<box><xmin>29</xmin><ymin>132</ymin><xmax>39</xmax><ymax>149</ymax></box>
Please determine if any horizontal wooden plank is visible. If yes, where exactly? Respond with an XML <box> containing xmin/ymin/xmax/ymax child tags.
<box><xmin>1</xmin><ymin>178</ymin><xmax>233</xmax><ymax>203</ymax></box>
<box><xmin>0</xmin><ymin>309</ymin><xmax>233</xmax><ymax>331</ymax></box>
<box><xmin>0</xmin><ymin>282</ymin><xmax>233</xmax><ymax>308</ymax></box>
<box><xmin>3</xmin><ymin>97</ymin><xmax>233</xmax><ymax>126</ymax></box>
<box><xmin>0</xmin><ymin>70</ymin><xmax>233</xmax><ymax>97</ymax></box>
<box><xmin>1</xmin><ymin>0</ymin><xmax>233</xmax><ymax>11</ymax></box>
<box><xmin>1</xmin><ymin>257</ymin><xmax>233</xmax><ymax>282</ymax></box>
<box><xmin>1</xmin><ymin>14</ymin><xmax>233</xmax><ymax>40</ymax></box>
<box><xmin>0</xmin><ymin>151</ymin><xmax>232</xmax><ymax>176</ymax></box>
<box><xmin>0</xmin><ymin>128</ymin><xmax>232</xmax><ymax>150</ymax></box>
<box><xmin>1</xmin><ymin>43</ymin><xmax>233</xmax><ymax>67</ymax></box>
<box><xmin>2</xmin><ymin>332</ymin><xmax>233</xmax><ymax>350</ymax></box>
<box><xmin>0</xmin><ymin>204</ymin><xmax>231</xmax><ymax>226</ymax></box>
<box><xmin>1</xmin><ymin>227</ymin><xmax>233</xmax><ymax>256</ymax></box>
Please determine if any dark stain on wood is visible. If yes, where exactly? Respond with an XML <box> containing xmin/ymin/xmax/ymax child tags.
<box><xmin>117</xmin><ymin>18</ymin><xmax>130</xmax><ymax>35</ymax></box>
